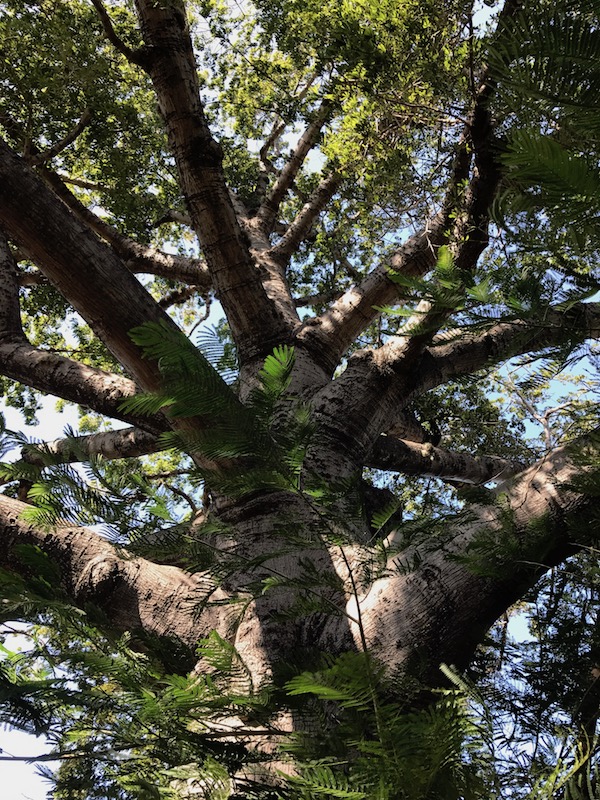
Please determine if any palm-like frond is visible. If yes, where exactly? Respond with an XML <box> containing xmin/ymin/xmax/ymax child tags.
<box><xmin>493</xmin><ymin>2</ymin><xmax>600</xmax><ymax>132</ymax></box>
<box><xmin>491</xmin><ymin>0</ymin><xmax>600</xmax><ymax>248</ymax></box>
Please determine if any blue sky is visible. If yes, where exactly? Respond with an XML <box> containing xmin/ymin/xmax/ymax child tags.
<box><xmin>0</xmin><ymin>399</ymin><xmax>71</xmax><ymax>799</ymax></box>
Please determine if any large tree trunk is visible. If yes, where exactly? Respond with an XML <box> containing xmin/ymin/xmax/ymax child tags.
<box><xmin>0</xmin><ymin>0</ymin><xmax>599</xmax><ymax>792</ymax></box>
<box><xmin>0</xmin><ymin>433</ymin><xmax>594</xmax><ymax>688</ymax></box>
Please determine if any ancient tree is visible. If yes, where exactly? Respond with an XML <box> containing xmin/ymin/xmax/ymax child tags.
<box><xmin>0</xmin><ymin>0</ymin><xmax>599</xmax><ymax>795</ymax></box>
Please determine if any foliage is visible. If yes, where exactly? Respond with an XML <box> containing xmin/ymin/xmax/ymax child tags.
<box><xmin>491</xmin><ymin>0</ymin><xmax>600</xmax><ymax>252</ymax></box>
<box><xmin>1</xmin><ymin>0</ymin><xmax>600</xmax><ymax>798</ymax></box>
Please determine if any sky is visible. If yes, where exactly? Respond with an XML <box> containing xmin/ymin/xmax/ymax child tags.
<box><xmin>0</xmin><ymin>2</ymin><xmax>570</xmax><ymax>792</ymax></box>
<box><xmin>0</xmin><ymin>400</ymin><xmax>73</xmax><ymax>799</ymax></box>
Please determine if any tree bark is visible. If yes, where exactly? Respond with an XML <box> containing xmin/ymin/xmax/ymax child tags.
<box><xmin>132</xmin><ymin>0</ymin><xmax>300</xmax><ymax>362</ymax></box>
<box><xmin>0</xmin><ymin>494</ymin><xmax>228</xmax><ymax>671</ymax></box>
<box><xmin>0</xmin><ymin>434</ymin><xmax>597</xmax><ymax>687</ymax></box>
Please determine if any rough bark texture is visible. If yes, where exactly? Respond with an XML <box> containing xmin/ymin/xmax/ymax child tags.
<box><xmin>0</xmin><ymin>0</ymin><xmax>599</xmax><ymax>790</ymax></box>
<box><xmin>0</xmin><ymin>495</ymin><xmax>227</xmax><ymax>671</ymax></box>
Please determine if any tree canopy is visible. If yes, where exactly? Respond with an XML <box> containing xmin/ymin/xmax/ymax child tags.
<box><xmin>1</xmin><ymin>0</ymin><xmax>600</xmax><ymax>797</ymax></box>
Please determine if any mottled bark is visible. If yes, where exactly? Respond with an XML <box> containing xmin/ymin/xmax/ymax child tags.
<box><xmin>132</xmin><ymin>0</ymin><xmax>300</xmax><ymax>361</ymax></box>
<box><xmin>367</xmin><ymin>436</ymin><xmax>525</xmax><ymax>483</ymax></box>
<box><xmin>20</xmin><ymin>427</ymin><xmax>161</xmax><ymax>467</ymax></box>
<box><xmin>0</xmin><ymin>435</ymin><xmax>597</xmax><ymax>688</ymax></box>
<box><xmin>319</xmin><ymin>436</ymin><xmax>599</xmax><ymax>683</ymax></box>
<box><xmin>416</xmin><ymin>303</ymin><xmax>600</xmax><ymax>396</ymax></box>
<box><xmin>0</xmin><ymin>1</ymin><xmax>598</xmax><ymax>775</ymax></box>
<box><xmin>0</xmin><ymin>494</ymin><xmax>226</xmax><ymax>669</ymax></box>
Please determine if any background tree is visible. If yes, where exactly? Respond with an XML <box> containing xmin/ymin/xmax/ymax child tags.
<box><xmin>0</xmin><ymin>0</ymin><xmax>600</xmax><ymax>796</ymax></box>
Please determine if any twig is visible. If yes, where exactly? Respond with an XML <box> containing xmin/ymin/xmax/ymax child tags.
<box><xmin>28</xmin><ymin>109</ymin><xmax>92</xmax><ymax>166</ymax></box>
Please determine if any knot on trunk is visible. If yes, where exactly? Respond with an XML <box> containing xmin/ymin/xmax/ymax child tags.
<box><xmin>74</xmin><ymin>553</ymin><xmax>122</xmax><ymax>602</ymax></box>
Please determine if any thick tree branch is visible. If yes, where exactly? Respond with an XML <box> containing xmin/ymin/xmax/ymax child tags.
<box><xmin>269</xmin><ymin>172</ymin><xmax>341</xmax><ymax>266</ymax></box>
<box><xmin>16</xmin><ymin>425</ymin><xmax>523</xmax><ymax>488</ymax></box>
<box><xmin>297</xmin><ymin>58</ymin><xmax>504</xmax><ymax>374</ymax></box>
<box><xmin>0</xmin><ymin>138</ymin><xmax>253</xmax><ymax>475</ymax></box>
<box><xmin>0</xmin><ymin>494</ymin><xmax>227</xmax><ymax>670</ymax></box>
<box><xmin>40</xmin><ymin>169</ymin><xmax>211</xmax><ymax>288</ymax></box>
<box><xmin>132</xmin><ymin>0</ymin><xmax>299</xmax><ymax>360</ymax></box>
<box><xmin>0</xmin><ymin>341</ymin><xmax>166</xmax><ymax>433</ymax></box>
<box><xmin>321</xmin><ymin>433</ymin><xmax>599</xmax><ymax>683</ymax></box>
<box><xmin>0</xmin><ymin>229</ymin><xmax>24</xmax><ymax>340</ymax></box>
<box><xmin>366</xmin><ymin>436</ymin><xmax>525</xmax><ymax>483</ymax></box>
<box><xmin>255</xmin><ymin>100</ymin><xmax>332</xmax><ymax>233</ymax></box>
<box><xmin>295</xmin><ymin>171</ymin><xmax>467</xmax><ymax>374</ymax></box>
<box><xmin>307</xmin><ymin>301</ymin><xmax>600</xmax><ymax>486</ymax></box>
<box><xmin>415</xmin><ymin>303</ymin><xmax>600</xmax><ymax>398</ymax></box>
<box><xmin>20</xmin><ymin>427</ymin><xmax>161</xmax><ymax>467</ymax></box>
<box><xmin>0</xmin><ymin>136</ymin><xmax>191</xmax><ymax>393</ymax></box>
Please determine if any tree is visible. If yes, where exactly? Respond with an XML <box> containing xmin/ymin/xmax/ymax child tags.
<box><xmin>0</xmin><ymin>0</ymin><xmax>599</xmax><ymax>796</ymax></box>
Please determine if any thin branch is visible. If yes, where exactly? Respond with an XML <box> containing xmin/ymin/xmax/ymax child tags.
<box><xmin>161</xmin><ymin>481</ymin><xmax>198</xmax><ymax>514</ymax></box>
<box><xmin>40</xmin><ymin>169</ymin><xmax>211</xmax><ymax>287</ymax></box>
<box><xmin>89</xmin><ymin>0</ymin><xmax>148</xmax><ymax>66</ymax></box>
<box><xmin>28</xmin><ymin>109</ymin><xmax>92</xmax><ymax>166</ymax></box>
<box><xmin>249</xmin><ymin>71</ymin><xmax>321</xmax><ymax>212</ymax></box>
<box><xmin>255</xmin><ymin>100</ymin><xmax>332</xmax><ymax>233</ymax></box>
<box><xmin>259</xmin><ymin>119</ymin><xmax>286</xmax><ymax>173</ymax></box>
<box><xmin>56</xmin><ymin>173</ymin><xmax>109</xmax><ymax>191</ymax></box>
<box><xmin>295</xmin><ymin>0</ymin><xmax>521</xmax><ymax>373</ymax></box>
<box><xmin>295</xmin><ymin>146</ymin><xmax>471</xmax><ymax>373</ymax></box>
<box><xmin>249</xmin><ymin>119</ymin><xmax>286</xmax><ymax>210</ymax></box>
<box><xmin>269</xmin><ymin>172</ymin><xmax>341</xmax><ymax>265</ymax></box>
